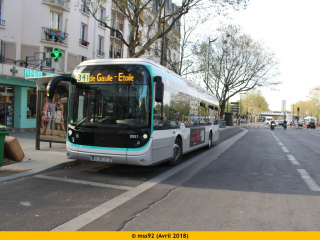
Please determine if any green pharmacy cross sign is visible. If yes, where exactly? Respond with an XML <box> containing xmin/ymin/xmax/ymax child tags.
<box><xmin>50</xmin><ymin>48</ymin><xmax>63</xmax><ymax>62</ymax></box>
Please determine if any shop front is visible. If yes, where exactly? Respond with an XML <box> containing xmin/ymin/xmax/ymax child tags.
<box><xmin>0</xmin><ymin>64</ymin><xmax>54</xmax><ymax>129</ymax></box>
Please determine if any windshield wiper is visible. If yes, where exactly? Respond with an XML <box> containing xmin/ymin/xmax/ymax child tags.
<box><xmin>75</xmin><ymin>117</ymin><xmax>89</xmax><ymax>129</ymax></box>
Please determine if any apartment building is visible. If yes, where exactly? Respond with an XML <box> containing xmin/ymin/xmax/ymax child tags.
<box><xmin>0</xmin><ymin>0</ymin><xmax>181</xmax><ymax>129</ymax></box>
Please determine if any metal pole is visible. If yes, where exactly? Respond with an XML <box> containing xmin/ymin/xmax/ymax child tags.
<box><xmin>160</xmin><ymin>9</ymin><xmax>165</xmax><ymax>66</ymax></box>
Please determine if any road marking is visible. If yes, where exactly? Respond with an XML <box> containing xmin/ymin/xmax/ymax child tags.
<box><xmin>34</xmin><ymin>175</ymin><xmax>133</xmax><ymax>191</ymax></box>
<box><xmin>281</xmin><ymin>146</ymin><xmax>289</xmax><ymax>152</ymax></box>
<box><xmin>278</xmin><ymin>142</ymin><xmax>284</xmax><ymax>146</ymax></box>
<box><xmin>286</xmin><ymin>155</ymin><xmax>300</xmax><ymax>165</ymax></box>
<box><xmin>51</xmin><ymin>129</ymin><xmax>249</xmax><ymax>231</ymax></box>
<box><xmin>297</xmin><ymin>169</ymin><xmax>320</xmax><ymax>191</ymax></box>
<box><xmin>310</xmin><ymin>133</ymin><xmax>320</xmax><ymax>137</ymax></box>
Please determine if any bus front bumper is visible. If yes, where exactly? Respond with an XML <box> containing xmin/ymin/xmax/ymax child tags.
<box><xmin>66</xmin><ymin>147</ymin><xmax>153</xmax><ymax>166</ymax></box>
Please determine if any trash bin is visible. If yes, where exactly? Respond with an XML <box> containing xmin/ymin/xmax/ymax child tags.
<box><xmin>0</xmin><ymin>125</ymin><xmax>9</xmax><ymax>165</ymax></box>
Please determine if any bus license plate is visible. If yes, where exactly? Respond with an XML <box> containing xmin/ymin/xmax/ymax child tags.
<box><xmin>90</xmin><ymin>156</ymin><xmax>112</xmax><ymax>162</ymax></box>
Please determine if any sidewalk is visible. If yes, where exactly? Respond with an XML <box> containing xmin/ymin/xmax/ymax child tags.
<box><xmin>0</xmin><ymin>126</ymin><xmax>244</xmax><ymax>182</ymax></box>
<box><xmin>0</xmin><ymin>132</ymin><xmax>78</xmax><ymax>183</ymax></box>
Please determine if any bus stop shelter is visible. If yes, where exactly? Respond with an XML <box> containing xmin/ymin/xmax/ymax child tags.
<box><xmin>27</xmin><ymin>75</ymin><xmax>69</xmax><ymax>150</ymax></box>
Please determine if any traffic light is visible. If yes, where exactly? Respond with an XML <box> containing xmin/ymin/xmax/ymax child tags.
<box><xmin>297</xmin><ymin>107</ymin><xmax>300</xmax><ymax>113</ymax></box>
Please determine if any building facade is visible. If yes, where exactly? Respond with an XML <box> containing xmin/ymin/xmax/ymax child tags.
<box><xmin>281</xmin><ymin>100</ymin><xmax>286</xmax><ymax>112</ymax></box>
<box><xmin>0</xmin><ymin>0</ymin><xmax>181</xmax><ymax>129</ymax></box>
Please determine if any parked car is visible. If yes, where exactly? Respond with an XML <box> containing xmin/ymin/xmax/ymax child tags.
<box><xmin>306</xmin><ymin>121</ymin><xmax>316</xmax><ymax>129</ymax></box>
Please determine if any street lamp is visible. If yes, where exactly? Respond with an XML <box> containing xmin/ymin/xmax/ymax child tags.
<box><xmin>205</xmin><ymin>37</ymin><xmax>218</xmax><ymax>91</ymax></box>
<box><xmin>160</xmin><ymin>12</ymin><xmax>171</xmax><ymax>66</ymax></box>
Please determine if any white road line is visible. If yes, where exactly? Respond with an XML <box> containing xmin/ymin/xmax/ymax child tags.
<box><xmin>297</xmin><ymin>169</ymin><xmax>320</xmax><ymax>191</ymax></box>
<box><xmin>51</xmin><ymin>129</ymin><xmax>249</xmax><ymax>231</ymax></box>
<box><xmin>34</xmin><ymin>175</ymin><xmax>133</xmax><ymax>191</ymax></box>
<box><xmin>281</xmin><ymin>146</ymin><xmax>289</xmax><ymax>152</ymax></box>
<box><xmin>278</xmin><ymin>142</ymin><xmax>284</xmax><ymax>146</ymax></box>
<box><xmin>286</xmin><ymin>155</ymin><xmax>300</xmax><ymax>165</ymax></box>
<box><xmin>274</xmin><ymin>137</ymin><xmax>280</xmax><ymax>141</ymax></box>
<box><xmin>310</xmin><ymin>133</ymin><xmax>320</xmax><ymax>137</ymax></box>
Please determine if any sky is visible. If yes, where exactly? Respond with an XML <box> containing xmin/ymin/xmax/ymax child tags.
<box><xmin>225</xmin><ymin>0</ymin><xmax>320</xmax><ymax>111</ymax></box>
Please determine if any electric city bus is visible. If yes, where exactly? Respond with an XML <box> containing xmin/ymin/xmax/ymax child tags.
<box><xmin>47</xmin><ymin>59</ymin><xmax>220</xmax><ymax>166</ymax></box>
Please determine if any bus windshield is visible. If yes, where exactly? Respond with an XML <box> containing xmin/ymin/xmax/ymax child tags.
<box><xmin>69</xmin><ymin>64</ymin><xmax>151</xmax><ymax>129</ymax></box>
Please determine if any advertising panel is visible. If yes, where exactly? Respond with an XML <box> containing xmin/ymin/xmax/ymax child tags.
<box><xmin>39</xmin><ymin>90</ymin><xmax>68</xmax><ymax>143</ymax></box>
<box><xmin>190</xmin><ymin>128</ymin><xmax>205</xmax><ymax>147</ymax></box>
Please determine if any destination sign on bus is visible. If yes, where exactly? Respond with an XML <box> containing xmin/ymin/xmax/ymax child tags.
<box><xmin>77</xmin><ymin>72</ymin><xmax>134</xmax><ymax>83</ymax></box>
<box><xmin>72</xmin><ymin>64</ymin><xmax>150</xmax><ymax>85</ymax></box>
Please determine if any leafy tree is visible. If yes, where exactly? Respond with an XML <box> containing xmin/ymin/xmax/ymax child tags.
<box><xmin>78</xmin><ymin>0</ymin><xmax>249</xmax><ymax>61</ymax></box>
<box><xmin>192</xmin><ymin>24</ymin><xmax>280</xmax><ymax>118</ymax></box>
<box><xmin>307</xmin><ymin>86</ymin><xmax>320</xmax><ymax>118</ymax></box>
<box><xmin>240</xmin><ymin>89</ymin><xmax>269</xmax><ymax>120</ymax></box>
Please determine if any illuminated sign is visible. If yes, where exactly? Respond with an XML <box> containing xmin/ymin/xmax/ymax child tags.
<box><xmin>77</xmin><ymin>72</ymin><xmax>134</xmax><ymax>83</ymax></box>
<box><xmin>77</xmin><ymin>73</ymin><xmax>90</xmax><ymax>82</ymax></box>
<box><xmin>24</xmin><ymin>69</ymin><xmax>55</xmax><ymax>78</ymax></box>
<box><xmin>50</xmin><ymin>48</ymin><xmax>63</xmax><ymax>63</ymax></box>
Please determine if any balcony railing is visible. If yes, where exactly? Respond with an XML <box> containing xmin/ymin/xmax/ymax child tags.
<box><xmin>0</xmin><ymin>20</ymin><xmax>5</xmax><ymax>27</ymax></box>
<box><xmin>109</xmin><ymin>49</ymin><xmax>122</xmax><ymax>58</ymax></box>
<box><xmin>97</xmin><ymin>50</ymin><xmax>105</xmax><ymax>57</ymax></box>
<box><xmin>41</xmin><ymin>27</ymin><xmax>68</xmax><ymax>45</ymax></box>
<box><xmin>42</xmin><ymin>0</ymin><xmax>70</xmax><ymax>10</ymax></box>
<box><xmin>110</xmin><ymin>29</ymin><xmax>122</xmax><ymax>39</ymax></box>
<box><xmin>79</xmin><ymin>39</ymin><xmax>90</xmax><ymax>47</ymax></box>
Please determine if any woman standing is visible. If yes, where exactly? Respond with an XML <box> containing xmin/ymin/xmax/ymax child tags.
<box><xmin>55</xmin><ymin>98</ymin><xmax>66</xmax><ymax>137</ymax></box>
<box><xmin>41</xmin><ymin>97</ymin><xmax>49</xmax><ymax>135</ymax></box>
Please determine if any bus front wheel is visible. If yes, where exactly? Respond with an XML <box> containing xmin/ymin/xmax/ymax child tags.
<box><xmin>168</xmin><ymin>138</ymin><xmax>182</xmax><ymax>166</ymax></box>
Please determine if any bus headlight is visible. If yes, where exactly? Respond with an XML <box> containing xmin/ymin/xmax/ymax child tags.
<box><xmin>68</xmin><ymin>130</ymin><xmax>73</xmax><ymax>136</ymax></box>
<box><xmin>143</xmin><ymin>134</ymin><xmax>148</xmax><ymax>139</ymax></box>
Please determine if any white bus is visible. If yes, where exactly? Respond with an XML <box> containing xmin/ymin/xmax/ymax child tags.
<box><xmin>47</xmin><ymin>59</ymin><xmax>220</xmax><ymax>166</ymax></box>
<box><xmin>304</xmin><ymin>117</ymin><xmax>317</xmax><ymax>123</ymax></box>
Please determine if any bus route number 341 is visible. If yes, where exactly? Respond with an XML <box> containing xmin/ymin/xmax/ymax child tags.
<box><xmin>77</xmin><ymin>73</ymin><xmax>90</xmax><ymax>82</ymax></box>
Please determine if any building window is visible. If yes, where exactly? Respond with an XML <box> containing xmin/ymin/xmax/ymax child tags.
<box><xmin>50</xmin><ymin>12</ymin><xmax>61</xmax><ymax>30</ymax></box>
<box><xmin>44</xmin><ymin>47</ymin><xmax>53</xmax><ymax>68</ymax></box>
<box><xmin>97</xmin><ymin>36</ymin><xmax>104</xmax><ymax>57</ymax></box>
<box><xmin>99</xmin><ymin>8</ymin><xmax>106</xmax><ymax>27</ymax></box>
<box><xmin>80</xmin><ymin>56</ymin><xmax>87</xmax><ymax>62</ymax></box>
<box><xmin>81</xmin><ymin>0</ymin><xmax>89</xmax><ymax>14</ymax></box>
<box><xmin>27</xmin><ymin>88</ymin><xmax>37</xmax><ymax>119</ymax></box>
<box><xmin>80</xmin><ymin>23</ymin><xmax>89</xmax><ymax>46</ymax></box>
<box><xmin>0</xmin><ymin>85</ymin><xmax>14</xmax><ymax>126</ymax></box>
<box><xmin>58</xmin><ymin>49</ymin><xmax>65</xmax><ymax>71</ymax></box>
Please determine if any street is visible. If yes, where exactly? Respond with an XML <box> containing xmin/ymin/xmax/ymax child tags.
<box><xmin>1</xmin><ymin>125</ymin><xmax>320</xmax><ymax>231</ymax></box>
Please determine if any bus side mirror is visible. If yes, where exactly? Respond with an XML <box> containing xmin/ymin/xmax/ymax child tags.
<box><xmin>154</xmin><ymin>76</ymin><xmax>164</xmax><ymax>102</ymax></box>
<box><xmin>47</xmin><ymin>75</ymin><xmax>71</xmax><ymax>99</ymax></box>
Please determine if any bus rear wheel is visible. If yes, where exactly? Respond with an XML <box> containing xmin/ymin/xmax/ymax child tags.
<box><xmin>167</xmin><ymin>138</ymin><xmax>182</xmax><ymax>166</ymax></box>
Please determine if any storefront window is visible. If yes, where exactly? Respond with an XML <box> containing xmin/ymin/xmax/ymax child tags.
<box><xmin>0</xmin><ymin>85</ymin><xmax>14</xmax><ymax>126</ymax></box>
<box><xmin>27</xmin><ymin>87</ymin><xmax>37</xmax><ymax>118</ymax></box>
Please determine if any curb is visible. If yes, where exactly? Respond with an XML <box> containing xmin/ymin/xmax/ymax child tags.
<box><xmin>0</xmin><ymin>160</ymin><xmax>87</xmax><ymax>183</ymax></box>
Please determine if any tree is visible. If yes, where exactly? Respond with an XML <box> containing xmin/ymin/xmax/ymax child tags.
<box><xmin>192</xmin><ymin>24</ymin><xmax>280</xmax><ymax>118</ymax></box>
<box><xmin>307</xmin><ymin>86</ymin><xmax>320</xmax><ymax>117</ymax></box>
<box><xmin>241</xmin><ymin>89</ymin><xmax>269</xmax><ymax>120</ymax></box>
<box><xmin>79</xmin><ymin>0</ymin><xmax>249</xmax><ymax>62</ymax></box>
